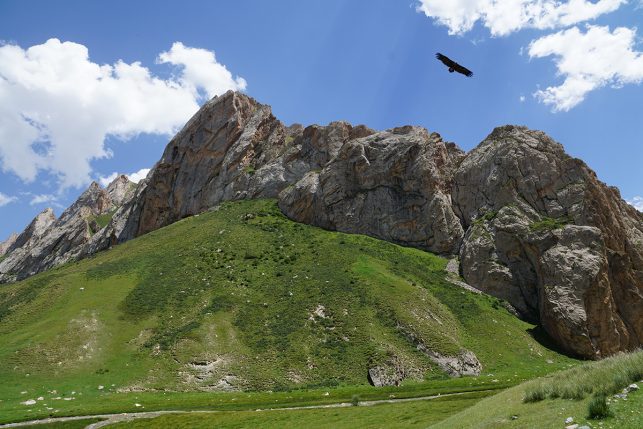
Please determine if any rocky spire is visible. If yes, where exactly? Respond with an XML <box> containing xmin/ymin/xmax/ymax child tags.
<box><xmin>0</xmin><ymin>233</ymin><xmax>18</xmax><ymax>257</ymax></box>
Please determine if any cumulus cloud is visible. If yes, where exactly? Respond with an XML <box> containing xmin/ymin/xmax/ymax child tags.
<box><xmin>416</xmin><ymin>0</ymin><xmax>626</xmax><ymax>36</ymax></box>
<box><xmin>0</xmin><ymin>39</ymin><xmax>246</xmax><ymax>190</ymax></box>
<box><xmin>127</xmin><ymin>167</ymin><xmax>150</xmax><ymax>184</ymax></box>
<box><xmin>29</xmin><ymin>194</ymin><xmax>58</xmax><ymax>206</ymax></box>
<box><xmin>158</xmin><ymin>42</ymin><xmax>247</xmax><ymax>99</ymax></box>
<box><xmin>98</xmin><ymin>172</ymin><xmax>118</xmax><ymax>187</ymax></box>
<box><xmin>98</xmin><ymin>167</ymin><xmax>151</xmax><ymax>187</ymax></box>
<box><xmin>0</xmin><ymin>192</ymin><xmax>17</xmax><ymax>207</ymax></box>
<box><xmin>627</xmin><ymin>196</ymin><xmax>643</xmax><ymax>211</ymax></box>
<box><xmin>528</xmin><ymin>25</ymin><xmax>643</xmax><ymax>111</ymax></box>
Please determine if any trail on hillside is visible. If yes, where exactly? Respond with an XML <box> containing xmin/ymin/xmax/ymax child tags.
<box><xmin>0</xmin><ymin>390</ymin><xmax>491</xmax><ymax>428</ymax></box>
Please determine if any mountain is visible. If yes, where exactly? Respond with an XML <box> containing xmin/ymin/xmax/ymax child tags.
<box><xmin>0</xmin><ymin>198</ymin><xmax>573</xmax><ymax>403</ymax></box>
<box><xmin>1</xmin><ymin>91</ymin><xmax>641</xmax><ymax>360</ymax></box>
<box><xmin>0</xmin><ymin>175</ymin><xmax>135</xmax><ymax>283</ymax></box>
<box><xmin>0</xmin><ymin>233</ymin><xmax>18</xmax><ymax>258</ymax></box>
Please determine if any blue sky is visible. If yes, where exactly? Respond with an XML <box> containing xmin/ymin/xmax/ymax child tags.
<box><xmin>0</xmin><ymin>0</ymin><xmax>642</xmax><ymax>241</ymax></box>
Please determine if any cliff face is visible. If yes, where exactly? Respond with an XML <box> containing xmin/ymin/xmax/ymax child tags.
<box><xmin>279</xmin><ymin>126</ymin><xmax>465</xmax><ymax>255</ymax></box>
<box><xmin>2</xmin><ymin>91</ymin><xmax>641</xmax><ymax>359</ymax></box>
<box><xmin>0</xmin><ymin>176</ymin><xmax>135</xmax><ymax>283</ymax></box>
<box><xmin>452</xmin><ymin>126</ymin><xmax>643</xmax><ymax>358</ymax></box>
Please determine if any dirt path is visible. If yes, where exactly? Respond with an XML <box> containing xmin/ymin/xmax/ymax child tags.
<box><xmin>0</xmin><ymin>390</ymin><xmax>488</xmax><ymax>428</ymax></box>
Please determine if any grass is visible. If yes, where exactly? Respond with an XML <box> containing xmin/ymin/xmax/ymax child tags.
<box><xmin>523</xmin><ymin>350</ymin><xmax>643</xmax><ymax>401</ymax></box>
<box><xmin>430</xmin><ymin>350</ymin><xmax>643</xmax><ymax>429</ymax></box>
<box><xmin>0</xmin><ymin>199</ymin><xmax>576</xmax><ymax>424</ymax></box>
<box><xmin>108</xmin><ymin>391</ymin><xmax>493</xmax><ymax>428</ymax></box>
<box><xmin>529</xmin><ymin>216</ymin><xmax>570</xmax><ymax>232</ymax></box>
<box><xmin>587</xmin><ymin>393</ymin><xmax>610</xmax><ymax>419</ymax></box>
<box><xmin>472</xmin><ymin>210</ymin><xmax>497</xmax><ymax>225</ymax></box>
<box><xmin>93</xmin><ymin>210</ymin><xmax>117</xmax><ymax>230</ymax></box>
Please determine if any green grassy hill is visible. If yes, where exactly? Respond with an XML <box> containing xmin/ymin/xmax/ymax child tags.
<box><xmin>0</xmin><ymin>199</ymin><xmax>576</xmax><ymax>424</ymax></box>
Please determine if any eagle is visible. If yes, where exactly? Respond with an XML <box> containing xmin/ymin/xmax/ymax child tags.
<box><xmin>435</xmin><ymin>53</ymin><xmax>473</xmax><ymax>77</ymax></box>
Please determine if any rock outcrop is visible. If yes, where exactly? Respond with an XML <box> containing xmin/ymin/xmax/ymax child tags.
<box><xmin>0</xmin><ymin>233</ymin><xmax>18</xmax><ymax>257</ymax></box>
<box><xmin>6</xmin><ymin>208</ymin><xmax>56</xmax><ymax>255</ymax></box>
<box><xmin>279</xmin><ymin>126</ymin><xmax>465</xmax><ymax>254</ymax></box>
<box><xmin>0</xmin><ymin>176</ymin><xmax>135</xmax><ymax>282</ymax></box>
<box><xmin>2</xmin><ymin>92</ymin><xmax>641</xmax><ymax>360</ymax></box>
<box><xmin>453</xmin><ymin>126</ymin><xmax>643</xmax><ymax>358</ymax></box>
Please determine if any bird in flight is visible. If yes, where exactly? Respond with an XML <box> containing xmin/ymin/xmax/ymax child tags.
<box><xmin>435</xmin><ymin>53</ymin><xmax>473</xmax><ymax>77</ymax></box>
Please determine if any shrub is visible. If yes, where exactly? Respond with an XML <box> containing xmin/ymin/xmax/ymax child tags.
<box><xmin>587</xmin><ymin>394</ymin><xmax>610</xmax><ymax>419</ymax></box>
<box><xmin>523</xmin><ymin>385</ymin><xmax>549</xmax><ymax>403</ymax></box>
<box><xmin>351</xmin><ymin>394</ymin><xmax>360</xmax><ymax>406</ymax></box>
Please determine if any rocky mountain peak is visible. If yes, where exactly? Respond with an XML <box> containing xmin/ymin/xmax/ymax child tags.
<box><xmin>5</xmin><ymin>207</ymin><xmax>57</xmax><ymax>255</ymax></box>
<box><xmin>1</xmin><ymin>92</ymin><xmax>641</xmax><ymax>360</ymax></box>
<box><xmin>0</xmin><ymin>233</ymin><xmax>18</xmax><ymax>257</ymax></box>
<box><xmin>105</xmin><ymin>175</ymin><xmax>135</xmax><ymax>207</ymax></box>
<box><xmin>0</xmin><ymin>177</ymin><xmax>136</xmax><ymax>283</ymax></box>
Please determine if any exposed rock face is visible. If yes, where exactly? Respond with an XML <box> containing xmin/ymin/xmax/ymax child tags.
<box><xmin>0</xmin><ymin>177</ymin><xmax>135</xmax><ymax>282</ymax></box>
<box><xmin>123</xmin><ymin>92</ymin><xmax>289</xmax><ymax>238</ymax></box>
<box><xmin>279</xmin><ymin>126</ymin><xmax>465</xmax><ymax>254</ymax></box>
<box><xmin>453</xmin><ymin>126</ymin><xmax>643</xmax><ymax>358</ymax></box>
<box><xmin>2</xmin><ymin>93</ymin><xmax>641</xmax><ymax>360</ymax></box>
<box><xmin>0</xmin><ymin>233</ymin><xmax>18</xmax><ymax>257</ymax></box>
<box><xmin>6</xmin><ymin>208</ymin><xmax>56</xmax><ymax>255</ymax></box>
<box><xmin>92</xmin><ymin>92</ymin><xmax>379</xmax><ymax>246</ymax></box>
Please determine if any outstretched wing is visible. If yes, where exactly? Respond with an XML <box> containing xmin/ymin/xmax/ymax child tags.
<box><xmin>453</xmin><ymin>62</ymin><xmax>473</xmax><ymax>77</ymax></box>
<box><xmin>435</xmin><ymin>52</ymin><xmax>473</xmax><ymax>77</ymax></box>
<box><xmin>435</xmin><ymin>52</ymin><xmax>456</xmax><ymax>68</ymax></box>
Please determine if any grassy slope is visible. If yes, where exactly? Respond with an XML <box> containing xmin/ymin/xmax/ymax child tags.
<box><xmin>431</xmin><ymin>350</ymin><xmax>643</xmax><ymax>429</ymax></box>
<box><xmin>0</xmin><ymin>199</ymin><xmax>575</xmax><ymax>424</ymax></box>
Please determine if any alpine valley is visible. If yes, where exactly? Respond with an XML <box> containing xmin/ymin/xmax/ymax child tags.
<box><xmin>0</xmin><ymin>91</ymin><xmax>641</xmax><ymax>428</ymax></box>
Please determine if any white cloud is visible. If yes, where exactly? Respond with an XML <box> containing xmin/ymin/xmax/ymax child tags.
<box><xmin>627</xmin><ymin>196</ymin><xmax>643</xmax><ymax>211</ymax></box>
<box><xmin>30</xmin><ymin>193</ymin><xmax>57</xmax><ymax>206</ymax></box>
<box><xmin>127</xmin><ymin>168</ymin><xmax>150</xmax><ymax>184</ymax></box>
<box><xmin>0</xmin><ymin>192</ymin><xmax>17</xmax><ymax>207</ymax></box>
<box><xmin>98</xmin><ymin>172</ymin><xmax>118</xmax><ymax>187</ymax></box>
<box><xmin>528</xmin><ymin>25</ymin><xmax>643</xmax><ymax>111</ymax></box>
<box><xmin>519</xmin><ymin>95</ymin><xmax>526</xmax><ymax>102</ymax></box>
<box><xmin>0</xmin><ymin>39</ymin><xmax>246</xmax><ymax>190</ymax></box>
<box><xmin>98</xmin><ymin>167</ymin><xmax>150</xmax><ymax>187</ymax></box>
<box><xmin>158</xmin><ymin>42</ymin><xmax>247</xmax><ymax>99</ymax></box>
<box><xmin>416</xmin><ymin>0</ymin><xmax>626</xmax><ymax>36</ymax></box>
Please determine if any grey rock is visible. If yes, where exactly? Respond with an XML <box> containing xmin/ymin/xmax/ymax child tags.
<box><xmin>0</xmin><ymin>177</ymin><xmax>134</xmax><ymax>282</ymax></box>
<box><xmin>2</xmin><ymin>95</ymin><xmax>641</xmax><ymax>361</ymax></box>
<box><xmin>279</xmin><ymin>126</ymin><xmax>465</xmax><ymax>254</ymax></box>
<box><xmin>6</xmin><ymin>208</ymin><xmax>56</xmax><ymax>255</ymax></box>
<box><xmin>399</xmin><ymin>322</ymin><xmax>482</xmax><ymax>376</ymax></box>
<box><xmin>367</xmin><ymin>366</ymin><xmax>402</xmax><ymax>387</ymax></box>
<box><xmin>454</xmin><ymin>125</ymin><xmax>643</xmax><ymax>358</ymax></box>
<box><xmin>367</xmin><ymin>356</ymin><xmax>423</xmax><ymax>386</ymax></box>
<box><xmin>0</xmin><ymin>232</ymin><xmax>18</xmax><ymax>257</ymax></box>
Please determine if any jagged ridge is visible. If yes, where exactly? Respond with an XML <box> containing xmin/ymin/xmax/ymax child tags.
<box><xmin>1</xmin><ymin>91</ymin><xmax>641</xmax><ymax>359</ymax></box>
